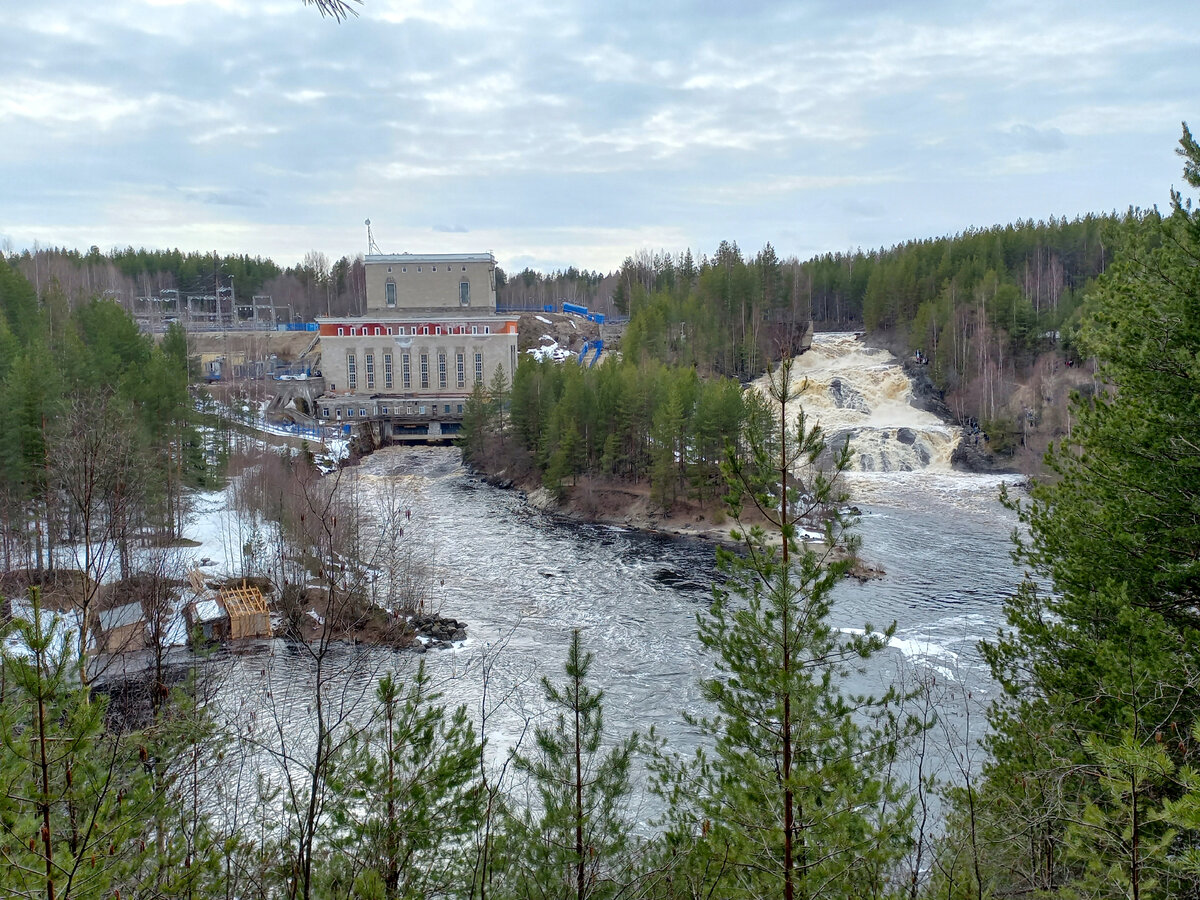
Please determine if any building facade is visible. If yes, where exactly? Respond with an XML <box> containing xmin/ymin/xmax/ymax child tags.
<box><xmin>316</xmin><ymin>253</ymin><xmax>518</xmax><ymax>441</ymax></box>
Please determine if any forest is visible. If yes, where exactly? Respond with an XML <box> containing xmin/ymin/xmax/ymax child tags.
<box><xmin>462</xmin><ymin>210</ymin><xmax>1121</xmax><ymax>495</ymax></box>
<box><xmin>1</xmin><ymin>126</ymin><xmax>1199</xmax><ymax>899</ymax></box>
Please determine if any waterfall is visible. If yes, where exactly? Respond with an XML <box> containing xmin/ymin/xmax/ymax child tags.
<box><xmin>754</xmin><ymin>333</ymin><xmax>959</xmax><ymax>475</ymax></box>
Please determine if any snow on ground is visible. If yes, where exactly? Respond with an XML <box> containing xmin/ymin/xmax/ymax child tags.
<box><xmin>186</xmin><ymin>488</ymin><xmax>243</xmax><ymax>575</ymax></box>
<box><xmin>535</xmin><ymin>314</ymin><xmax>552</xmax><ymax>324</ymax></box>
<box><xmin>526</xmin><ymin>340</ymin><xmax>573</xmax><ymax>362</ymax></box>
<box><xmin>3</xmin><ymin>597</ymin><xmax>81</xmax><ymax>661</ymax></box>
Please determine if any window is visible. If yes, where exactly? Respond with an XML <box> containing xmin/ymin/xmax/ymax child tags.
<box><xmin>336</xmin><ymin>407</ymin><xmax>342</xmax><ymax>418</ymax></box>
<box><xmin>322</xmin><ymin>407</ymin><xmax>330</xmax><ymax>417</ymax></box>
<box><xmin>375</xmin><ymin>326</ymin><xmax>382</xmax><ymax>336</ymax></box>
<box><xmin>471</xmin><ymin>325</ymin><xmax>478</xmax><ymax>335</ymax></box>
<box><xmin>461</xmin><ymin>265</ymin><xmax>466</xmax><ymax>272</ymax></box>
<box><xmin>417</xmin><ymin>266</ymin><xmax>422</xmax><ymax>272</ymax></box>
<box><xmin>385</xmin><ymin>280</ymin><xmax>396</xmax><ymax>307</ymax></box>
<box><xmin>432</xmin><ymin>265</ymin><xmax>437</xmax><ymax>272</ymax></box>
<box><xmin>422</xmin><ymin>326</ymin><xmax>429</xmax><ymax>335</ymax></box>
<box><xmin>360</xmin><ymin>408</ymin><xmax>367</xmax><ymax>417</ymax></box>
<box><xmin>347</xmin><ymin>408</ymin><xmax>355</xmax><ymax>417</ymax></box>
<box><xmin>484</xmin><ymin>326</ymin><xmax>490</xmax><ymax>334</ymax></box>
<box><xmin>459</xmin><ymin>280</ymin><xmax>470</xmax><ymax>305</ymax></box>
<box><xmin>444</xmin><ymin>404</ymin><xmax>450</xmax><ymax>414</ymax></box>
<box><xmin>384</xmin><ymin>352</ymin><xmax>393</xmax><ymax>389</ymax></box>
<box><xmin>350</xmin><ymin>326</ymin><xmax>357</xmax><ymax>336</ymax></box>
<box><xmin>457</xmin><ymin>404</ymin><xmax>463</xmax><ymax>413</ymax></box>
<box><xmin>438</xmin><ymin>352</ymin><xmax>447</xmax><ymax>388</ymax></box>
<box><xmin>456</xmin><ymin>352</ymin><xmax>465</xmax><ymax>387</ymax></box>
<box><xmin>402</xmin><ymin>266</ymin><xmax>407</xmax><ymax>273</ymax></box>
<box><xmin>402</xmin><ymin>353</ymin><xmax>411</xmax><ymax>388</ymax></box>
<box><xmin>474</xmin><ymin>352</ymin><xmax>483</xmax><ymax>384</ymax></box>
<box><xmin>381</xmin><ymin>406</ymin><xmax>390</xmax><ymax>415</ymax></box>
<box><xmin>436</xmin><ymin>326</ymin><xmax>442</xmax><ymax>335</ymax></box>
<box><xmin>386</xmin><ymin>326</ymin><xmax>393</xmax><ymax>335</ymax></box>
<box><xmin>420</xmin><ymin>353</ymin><xmax>429</xmax><ymax>388</ymax></box>
<box><xmin>337</xmin><ymin>327</ymin><xmax>344</xmax><ymax>336</ymax></box>
<box><xmin>347</xmin><ymin>353</ymin><xmax>357</xmax><ymax>390</ymax></box>
<box><xmin>365</xmin><ymin>353</ymin><xmax>375</xmax><ymax>390</ymax></box>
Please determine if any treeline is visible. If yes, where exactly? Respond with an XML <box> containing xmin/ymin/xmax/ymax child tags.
<box><xmin>617</xmin><ymin>241</ymin><xmax>811</xmax><ymax>381</ymax></box>
<box><xmin>496</xmin><ymin>264</ymin><xmax>619</xmax><ymax>313</ymax></box>
<box><xmin>802</xmin><ymin>214</ymin><xmax>1111</xmax><ymax>334</ymax></box>
<box><xmin>4</xmin><ymin>246</ymin><xmax>368</xmax><ymax>322</ymax></box>
<box><xmin>463</xmin><ymin>360</ymin><xmax>761</xmax><ymax>510</ymax></box>
<box><xmin>605</xmin><ymin>216</ymin><xmax>1123</xmax><ymax>445</ymax></box>
<box><xmin>0</xmin><ymin>257</ymin><xmax>207</xmax><ymax>587</ymax></box>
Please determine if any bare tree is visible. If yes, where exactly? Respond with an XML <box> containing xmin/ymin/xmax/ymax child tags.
<box><xmin>50</xmin><ymin>390</ymin><xmax>145</xmax><ymax>688</ymax></box>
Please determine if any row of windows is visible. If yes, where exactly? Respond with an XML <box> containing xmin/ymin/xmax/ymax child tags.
<box><xmin>386</xmin><ymin>264</ymin><xmax>470</xmax><ymax>273</ymax></box>
<box><xmin>337</xmin><ymin>324</ymin><xmax>490</xmax><ymax>336</ymax></box>
<box><xmin>347</xmin><ymin>351</ymin><xmax>483</xmax><ymax>391</ymax></box>
<box><xmin>322</xmin><ymin>403</ymin><xmax>467</xmax><ymax>418</ymax></box>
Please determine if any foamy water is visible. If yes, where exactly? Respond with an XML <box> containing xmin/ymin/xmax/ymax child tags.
<box><xmin>754</xmin><ymin>333</ymin><xmax>961</xmax><ymax>483</ymax></box>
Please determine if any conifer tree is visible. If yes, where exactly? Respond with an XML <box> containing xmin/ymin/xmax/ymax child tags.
<box><xmin>939</xmin><ymin>123</ymin><xmax>1200</xmax><ymax>900</ymax></box>
<box><xmin>497</xmin><ymin>629</ymin><xmax>641</xmax><ymax>900</ymax></box>
<box><xmin>655</xmin><ymin>357</ymin><xmax>911</xmax><ymax>900</ymax></box>
<box><xmin>0</xmin><ymin>592</ymin><xmax>164</xmax><ymax>899</ymax></box>
<box><xmin>323</xmin><ymin>663</ymin><xmax>482</xmax><ymax>899</ymax></box>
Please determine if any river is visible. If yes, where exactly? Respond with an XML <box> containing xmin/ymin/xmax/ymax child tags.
<box><xmin>210</xmin><ymin>334</ymin><xmax>1025</xmax><ymax>800</ymax></box>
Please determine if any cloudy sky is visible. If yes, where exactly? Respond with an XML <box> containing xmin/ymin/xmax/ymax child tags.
<box><xmin>2</xmin><ymin>0</ymin><xmax>1196</xmax><ymax>274</ymax></box>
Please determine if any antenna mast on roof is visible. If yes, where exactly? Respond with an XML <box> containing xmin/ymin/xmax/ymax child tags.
<box><xmin>365</xmin><ymin>219</ymin><xmax>381</xmax><ymax>256</ymax></box>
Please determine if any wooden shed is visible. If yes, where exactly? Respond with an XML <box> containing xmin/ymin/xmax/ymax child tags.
<box><xmin>220</xmin><ymin>582</ymin><xmax>272</xmax><ymax>640</ymax></box>
<box><xmin>93</xmin><ymin>601</ymin><xmax>148</xmax><ymax>654</ymax></box>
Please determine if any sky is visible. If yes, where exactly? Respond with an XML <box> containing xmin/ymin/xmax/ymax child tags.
<box><xmin>2</xmin><ymin>0</ymin><xmax>1197</xmax><ymax>275</ymax></box>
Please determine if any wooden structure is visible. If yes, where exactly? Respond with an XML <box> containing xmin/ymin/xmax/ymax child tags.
<box><xmin>93</xmin><ymin>601</ymin><xmax>148</xmax><ymax>654</ymax></box>
<box><xmin>220</xmin><ymin>582</ymin><xmax>272</xmax><ymax>640</ymax></box>
<box><xmin>184</xmin><ymin>597</ymin><xmax>229</xmax><ymax>643</ymax></box>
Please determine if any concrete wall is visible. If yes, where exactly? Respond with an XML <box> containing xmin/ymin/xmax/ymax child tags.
<box><xmin>318</xmin><ymin>330</ymin><xmax>518</xmax><ymax>438</ymax></box>
<box><xmin>364</xmin><ymin>253</ymin><xmax>496</xmax><ymax>313</ymax></box>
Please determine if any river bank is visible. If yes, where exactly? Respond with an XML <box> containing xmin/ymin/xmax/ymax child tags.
<box><xmin>469</xmin><ymin>467</ymin><xmax>885</xmax><ymax>580</ymax></box>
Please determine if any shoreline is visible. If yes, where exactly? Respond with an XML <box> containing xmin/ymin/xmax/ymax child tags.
<box><xmin>473</xmin><ymin>469</ymin><xmax>886</xmax><ymax>581</ymax></box>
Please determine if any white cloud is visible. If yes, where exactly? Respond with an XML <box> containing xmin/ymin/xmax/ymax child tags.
<box><xmin>3</xmin><ymin>0</ymin><xmax>1197</xmax><ymax>274</ymax></box>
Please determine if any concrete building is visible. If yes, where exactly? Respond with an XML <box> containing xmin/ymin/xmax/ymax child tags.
<box><xmin>315</xmin><ymin>252</ymin><xmax>518</xmax><ymax>442</ymax></box>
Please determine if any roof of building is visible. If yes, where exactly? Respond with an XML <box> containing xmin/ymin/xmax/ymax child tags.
<box><xmin>365</xmin><ymin>253</ymin><xmax>494</xmax><ymax>264</ymax></box>
<box><xmin>190</xmin><ymin>597</ymin><xmax>225</xmax><ymax>624</ymax></box>
<box><xmin>219</xmin><ymin>583</ymin><xmax>269</xmax><ymax>619</ymax></box>
<box><xmin>98</xmin><ymin>602</ymin><xmax>146</xmax><ymax>632</ymax></box>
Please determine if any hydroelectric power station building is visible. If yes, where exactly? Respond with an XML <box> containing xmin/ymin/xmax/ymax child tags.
<box><xmin>315</xmin><ymin>252</ymin><xmax>518</xmax><ymax>442</ymax></box>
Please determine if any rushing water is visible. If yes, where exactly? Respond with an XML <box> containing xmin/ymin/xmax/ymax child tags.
<box><xmin>213</xmin><ymin>334</ymin><xmax>1025</xmax><ymax>795</ymax></box>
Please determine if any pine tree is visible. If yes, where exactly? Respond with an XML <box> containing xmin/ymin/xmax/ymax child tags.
<box><xmin>655</xmin><ymin>357</ymin><xmax>912</xmax><ymax>900</ymax></box>
<box><xmin>0</xmin><ymin>591</ymin><xmax>165</xmax><ymax>900</ymax></box>
<box><xmin>942</xmin><ymin>123</ymin><xmax>1200</xmax><ymax>899</ymax></box>
<box><xmin>323</xmin><ymin>663</ymin><xmax>482</xmax><ymax>899</ymax></box>
<box><xmin>497</xmin><ymin>629</ymin><xmax>641</xmax><ymax>900</ymax></box>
